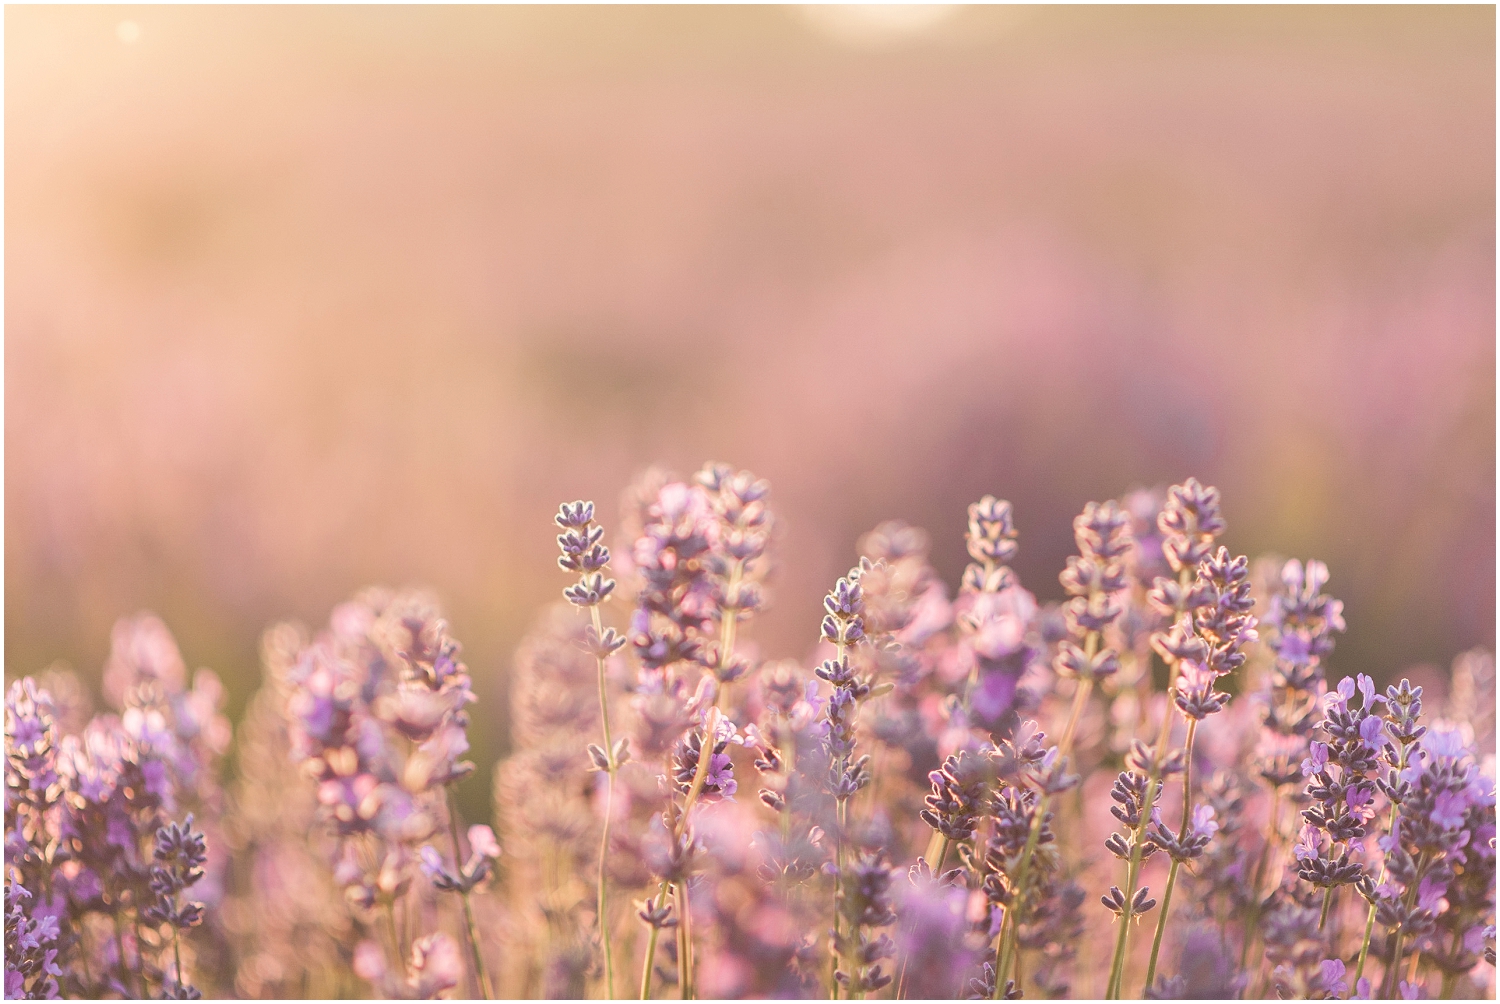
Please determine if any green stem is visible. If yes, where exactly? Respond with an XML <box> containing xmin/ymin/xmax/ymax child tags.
<box><xmin>590</xmin><ymin>605</ymin><xmax>619</xmax><ymax>1000</ymax></box>
<box><xmin>1106</xmin><ymin>769</ymin><xmax>1165</xmax><ymax>999</ymax></box>
<box><xmin>675</xmin><ymin>878</ymin><xmax>694</xmax><ymax>999</ymax></box>
<box><xmin>446</xmin><ymin>788</ymin><xmax>494</xmax><ymax>999</ymax></box>
<box><xmin>990</xmin><ymin>634</ymin><xmax>1100</xmax><ymax>999</ymax></box>
<box><xmin>1355</xmin><ymin>797</ymin><xmax>1407</xmax><ymax>986</ymax></box>
<box><xmin>1142</xmin><ymin>859</ymin><xmax>1179</xmax><ymax>994</ymax></box>
<box><xmin>832</xmin><ymin>795</ymin><xmax>847</xmax><ymax>1000</ymax></box>
<box><xmin>172</xmin><ymin>927</ymin><xmax>184</xmax><ymax>994</ymax></box>
<box><xmin>1142</xmin><ymin>717</ymin><xmax>1197</xmax><ymax>994</ymax></box>
<box><xmin>1383</xmin><ymin>852</ymin><xmax>1430</xmax><ymax>999</ymax></box>
<box><xmin>1354</xmin><ymin>899</ymin><xmax>1379</xmax><ymax>988</ymax></box>
<box><xmin>641</xmin><ymin>923</ymin><xmax>662</xmax><ymax>1000</ymax></box>
<box><xmin>639</xmin><ymin>880</ymin><xmax>671</xmax><ymax>1002</ymax></box>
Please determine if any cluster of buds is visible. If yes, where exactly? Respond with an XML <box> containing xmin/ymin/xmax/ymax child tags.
<box><xmin>1368</xmin><ymin>724</ymin><xmax>1494</xmax><ymax>986</ymax></box>
<box><xmin>962</xmin><ymin>496</ymin><xmax>1018</xmax><ymax>594</ymax></box>
<box><xmin>630</xmin><ymin>482</ymin><xmax>720</xmax><ymax>671</ymax></box>
<box><xmin>1055</xmin><ymin>500</ymin><xmax>1134</xmax><ymax>683</ymax></box>
<box><xmin>1295</xmin><ymin>676</ymin><xmax>1384</xmax><ymax>892</ymax></box>
<box><xmin>1256</xmin><ymin>560</ymin><xmax>1347</xmax><ymax>790</ymax></box>
<box><xmin>957</xmin><ymin>498</ymin><xmax>1037</xmax><ymax>735</ymax></box>
<box><xmin>920</xmin><ymin>750</ymin><xmax>994</xmax><ymax>844</ymax></box>
<box><xmin>694</xmin><ymin>463</ymin><xmax>772</xmax><ymax>683</ymax></box>
<box><xmin>1173</xmin><ymin>548</ymin><xmax>1257</xmax><ymax>722</ymax></box>
<box><xmin>144</xmin><ymin>816</ymin><xmax>208</xmax><ymax>998</ymax></box>
<box><xmin>1147</xmin><ymin>480</ymin><xmax>1226</xmax><ymax>667</ymax></box>
<box><xmin>832</xmin><ymin>852</ymin><xmax>897</xmax><ymax>995</ymax></box>
<box><xmin>5</xmin><ymin>614</ymin><xmax>226</xmax><ymax>999</ymax></box>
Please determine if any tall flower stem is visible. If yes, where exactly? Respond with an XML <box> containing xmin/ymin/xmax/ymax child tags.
<box><xmin>991</xmin><ymin>638</ymin><xmax>1097</xmax><ymax>1000</ymax></box>
<box><xmin>171</xmin><ymin>928</ymin><xmax>184</xmax><ymax>996</ymax></box>
<box><xmin>829</xmin><ymin>636</ymin><xmax>849</xmax><ymax>1002</ymax></box>
<box><xmin>675</xmin><ymin>879</ymin><xmax>694</xmax><ymax>1000</ymax></box>
<box><xmin>590</xmin><ymin>604</ymin><xmax>619</xmax><ymax>1001</ymax></box>
<box><xmin>1382</xmin><ymin>852</ymin><xmax>1430</xmax><ymax>999</ymax></box>
<box><xmin>1143</xmin><ymin>718</ymin><xmax>1198</xmax><ymax>993</ymax></box>
<box><xmin>446</xmin><ymin>787</ymin><xmax>494</xmax><ymax>999</ymax></box>
<box><xmin>1319</xmin><ymin>879</ymin><xmax>1337</xmax><ymax>931</ymax></box>
<box><xmin>672</xmin><ymin>703</ymin><xmax>725</xmax><ymax>1001</ymax></box>
<box><xmin>1354</xmin><ymin>792</ymin><xmax>1408</xmax><ymax>985</ymax></box>
<box><xmin>639</xmin><ymin>880</ymin><xmax>671</xmax><ymax>1000</ymax></box>
<box><xmin>1105</xmin><ymin>673</ymin><xmax>1181</xmax><ymax>1000</ymax></box>
<box><xmin>640</xmin><ymin>923</ymin><xmax>662</xmax><ymax>1000</ymax></box>
<box><xmin>1104</xmin><ymin>554</ymin><xmax>1202</xmax><ymax>1000</ymax></box>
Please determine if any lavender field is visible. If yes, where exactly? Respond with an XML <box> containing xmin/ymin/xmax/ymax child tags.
<box><xmin>6</xmin><ymin>474</ymin><xmax>1496</xmax><ymax>999</ymax></box>
<box><xmin>5</xmin><ymin>6</ymin><xmax>1495</xmax><ymax>1001</ymax></box>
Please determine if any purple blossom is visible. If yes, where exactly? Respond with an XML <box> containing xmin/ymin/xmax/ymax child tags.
<box><xmin>1421</xmin><ymin>727</ymin><xmax>1466</xmax><ymax>760</ymax></box>
<box><xmin>1320</xmin><ymin>958</ymin><xmax>1349</xmax><ymax>997</ymax></box>
<box><xmin>1302</xmin><ymin>741</ymin><xmax>1329</xmax><ymax>777</ymax></box>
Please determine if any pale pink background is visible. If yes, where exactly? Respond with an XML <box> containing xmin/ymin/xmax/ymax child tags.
<box><xmin>7</xmin><ymin>7</ymin><xmax>1494</xmax><ymax>781</ymax></box>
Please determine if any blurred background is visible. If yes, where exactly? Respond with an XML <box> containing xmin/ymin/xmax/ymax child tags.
<box><xmin>6</xmin><ymin>5</ymin><xmax>1494</xmax><ymax>812</ymax></box>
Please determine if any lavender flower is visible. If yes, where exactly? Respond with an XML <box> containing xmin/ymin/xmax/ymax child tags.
<box><xmin>4</xmin><ymin>882</ymin><xmax>61</xmax><ymax>1000</ymax></box>
<box><xmin>832</xmin><ymin>852</ymin><xmax>897</xmax><ymax>995</ymax></box>
<box><xmin>957</xmin><ymin>497</ymin><xmax>1038</xmax><ymax>737</ymax></box>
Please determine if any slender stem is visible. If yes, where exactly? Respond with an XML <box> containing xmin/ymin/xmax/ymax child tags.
<box><xmin>994</xmin><ymin>805</ymin><xmax>1045</xmax><ymax>998</ymax></box>
<box><xmin>1058</xmin><ymin>676</ymin><xmax>1093</xmax><ymax>760</ymax></box>
<box><xmin>1143</xmin><ymin>717</ymin><xmax>1197</xmax><ymax>993</ymax></box>
<box><xmin>1355</xmin><ymin>791</ymin><xmax>1408</xmax><ymax>986</ymax></box>
<box><xmin>1106</xmin><ymin>769</ymin><xmax>1166</xmax><ymax>999</ymax></box>
<box><xmin>172</xmin><ymin>927</ymin><xmax>184</xmax><ymax>994</ymax></box>
<box><xmin>1106</xmin><ymin>610</ymin><xmax>1189</xmax><ymax>1001</ymax></box>
<box><xmin>589</xmin><ymin>605</ymin><xmax>619</xmax><ymax>1000</ymax></box>
<box><xmin>641</xmin><ymin>923</ymin><xmax>662</xmax><ymax>1000</ymax></box>
<box><xmin>990</xmin><ymin>638</ymin><xmax>1099</xmax><ymax>1000</ymax></box>
<box><xmin>446</xmin><ymin>788</ymin><xmax>494</xmax><ymax>999</ymax></box>
<box><xmin>675</xmin><ymin>879</ymin><xmax>694</xmax><ymax>999</ymax></box>
<box><xmin>830</xmin><ymin>636</ymin><xmax>848</xmax><ymax>1001</ymax></box>
<box><xmin>458</xmin><ymin>891</ymin><xmax>492</xmax><ymax>999</ymax></box>
<box><xmin>831</xmin><ymin>795</ymin><xmax>848</xmax><ymax>1000</ymax></box>
<box><xmin>596</xmin><ymin>774</ymin><xmax>618</xmax><ymax>999</ymax></box>
<box><xmin>1383</xmin><ymin>852</ymin><xmax>1430</xmax><ymax>998</ymax></box>
<box><xmin>1354</xmin><ymin>899</ymin><xmax>1379</xmax><ymax>988</ymax></box>
<box><xmin>1319</xmin><ymin>884</ymin><xmax>1336</xmax><ymax>932</ymax></box>
<box><xmin>1142</xmin><ymin>859</ymin><xmax>1179</xmax><ymax>994</ymax></box>
<box><xmin>638</xmin><ymin>879</ymin><xmax>672</xmax><ymax>1000</ymax></box>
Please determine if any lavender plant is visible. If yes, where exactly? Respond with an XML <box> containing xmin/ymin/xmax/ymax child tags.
<box><xmin>5</xmin><ymin>469</ymin><xmax>1494</xmax><ymax>1001</ymax></box>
